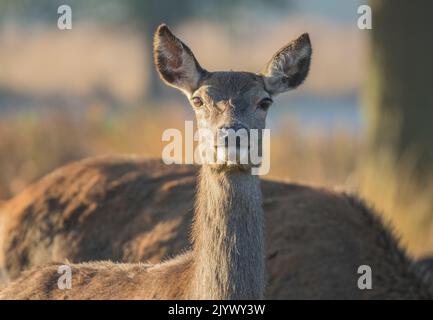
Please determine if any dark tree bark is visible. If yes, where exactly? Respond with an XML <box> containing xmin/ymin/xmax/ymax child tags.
<box><xmin>366</xmin><ymin>0</ymin><xmax>433</xmax><ymax>174</ymax></box>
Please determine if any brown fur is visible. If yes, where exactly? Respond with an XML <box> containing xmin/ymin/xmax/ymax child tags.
<box><xmin>1</xmin><ymin>155</ymin><xmax>433</xmax><ymax>299</ymax></box>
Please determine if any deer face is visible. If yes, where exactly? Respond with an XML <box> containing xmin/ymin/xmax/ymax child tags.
<box><xmin>154</xmin><ymin>24</ymin><xmax>312</xmax><ymax>170</ymax></box>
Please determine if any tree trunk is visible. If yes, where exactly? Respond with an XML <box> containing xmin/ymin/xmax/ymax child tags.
<box><xmin>133</xmin><ymin>0</ymin><xmax>194</xmax><ymax>102</ymax></box>
<box><xmin>365</xmin><ymin>0</ymin><xmax>433</xmax><ymax>175</ymax></box>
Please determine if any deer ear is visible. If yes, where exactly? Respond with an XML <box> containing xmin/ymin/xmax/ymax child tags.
<box><xmin>153</xmin><ymin>24</ymin><xmax>206</xmax><ymax>95</ymax></box>
<box><xmin>261</xmin><ymin>33</ymin><xmax>312</xmax><ymax>95</ymax></box>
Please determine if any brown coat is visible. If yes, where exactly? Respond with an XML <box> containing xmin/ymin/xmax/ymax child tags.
<box><xmin>1</xmin><ymin>155</ymin><xmax>432</xmax><ymax>299</ymax></box>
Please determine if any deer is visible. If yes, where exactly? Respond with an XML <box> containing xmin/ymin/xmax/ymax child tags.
<box><xmin>1</xmin><ymin>24</ymin><xmax>433</xmax><ymax>299</ymax></box>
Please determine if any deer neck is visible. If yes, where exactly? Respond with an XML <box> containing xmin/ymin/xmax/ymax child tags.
<box><xmin>190</xmin><ymin>165</ymin><xmax>265</xmax><ymax>299</ymax></box>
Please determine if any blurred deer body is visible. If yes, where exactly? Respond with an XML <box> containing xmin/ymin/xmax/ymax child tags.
<box><xmin>2</xmin><ymin>155</ymin><xmax>433</xmax><ymax>299</ymax></box>
<box><xmin>1</xmin><ymin>25</ymin><xmax>433</xmax><ymax>299</ymax></box>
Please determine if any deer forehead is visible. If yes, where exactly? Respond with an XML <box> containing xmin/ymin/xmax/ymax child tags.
<box><xmin>195</xmin><ymin>72</ymin><xmax>268</xmax><ymax>100</ymax></box>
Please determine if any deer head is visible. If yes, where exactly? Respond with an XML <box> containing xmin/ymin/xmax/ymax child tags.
<box><xmin>154</xmin><ymin>24</ymin><xmax>312</xmax><ymax>171</ymax></box>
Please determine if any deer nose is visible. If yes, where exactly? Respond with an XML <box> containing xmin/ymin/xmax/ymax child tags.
<box><xmin>218</xmin><ymin>123</ymin><xmax>249</xmax><ymax>148</ymax></box>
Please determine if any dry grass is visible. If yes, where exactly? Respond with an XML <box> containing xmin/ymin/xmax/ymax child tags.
<box><xmin>0</xmin><ymin>108</ymin><xmax>432</xmax><ymax>258</ymax></box>
<box><xmin>353</xmin><ymin>153</ymin><xmax>433</xmax><ymax>257</ymax></box>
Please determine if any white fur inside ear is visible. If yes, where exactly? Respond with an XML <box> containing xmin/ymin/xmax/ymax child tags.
<box><xmin>157</xmin><ymin>38</ymin><xmax>201</xmax><ymax>94</ymax></box>
<box><xmin>272</xmin><ymin>55</ymin><xmax>294</xmax><ymax>75</ymax></box>
<box><xmin>179</xmin><ymin>50</ymin><xmax>200</xmax><ymax>88</ymax></box>
<box><xmin>261</xmin><ymin>36</ymin><xmax>312</xmax><ymax>94</ymax></box>
<box><xmin>270</xmin><ymin>45</ymin><xmax>310</xmax><ymax>77</ymax></box>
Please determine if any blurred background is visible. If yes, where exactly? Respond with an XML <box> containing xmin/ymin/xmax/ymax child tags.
<box><xmin>0</xmin><ymin>0</ymin><xmax>432</xmax><ymax>256</ymax></box>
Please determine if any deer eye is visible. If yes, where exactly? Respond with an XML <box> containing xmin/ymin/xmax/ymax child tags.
<box><xmin>191</xmin><ymin>97</ymin><xmax>204</xmax><ymax>108</ymax></box>
<box><xmin>258</xmin><ymin>97</ymin><xmax>273</xmax><ymax>111</ymax></box>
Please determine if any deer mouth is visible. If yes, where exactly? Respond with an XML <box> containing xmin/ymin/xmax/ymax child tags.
<box><xmin>198</xmin><ymin>141</ymin><xmax>259</xmax><ymax>167</ymax></box>
<box><xmin>215</xmin><ymin>144</ymin><xmax>250</xmax><ymax>165</ymax></box>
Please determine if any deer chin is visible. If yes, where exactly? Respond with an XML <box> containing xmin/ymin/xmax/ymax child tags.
<box><xmin>203</xmin><ymin>145</ymin><xmax>255</xmax><ymax>172</ymax></box>
<box><xmin>197</xmin><ymin>144</ymin><xmax>263</xmax><ymax>173</ymax></box>
<box><xmin>208</xmin><ymin>162</ymin><xmax>253</xmax><ymax>173</ymax></box>
<box><xmin>216</xmin><ymin>145</ymin><xmax>250</xmax><ymax>164</ymax></box>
